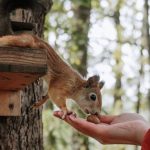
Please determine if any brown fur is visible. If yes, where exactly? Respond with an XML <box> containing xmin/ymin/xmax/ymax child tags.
<box><xmin>0</xmin><ymin>33</ymin><xmax>104</xmax><ymax>116</ymax></box>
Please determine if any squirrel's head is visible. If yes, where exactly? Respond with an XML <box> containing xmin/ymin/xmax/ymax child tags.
<box><xmin>75</xmin><ymin>75</ymin><xmax>104</xmax><ymax>115</ymax></box>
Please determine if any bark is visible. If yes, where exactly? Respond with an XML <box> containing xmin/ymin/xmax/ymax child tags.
<box><xmin>136</xmin><ymin>50</ymin><xmax>144</xmax><ymax>114</ymax></box>
<box><xmin>70</xmin><ymin>1</ymin><xmax>91</xmax><ymax>76</ymax></box>
<box><xmin>113</xmin><ymin>0</ymin><xmax>124</xmax><ymax>107</ymax></box>
<box><xmin>144</xmin><ymin>0</ymin><xmax>150</xmax><ymax>57</ymax></box>
<box><xmin>0</xmin><ymin>1</ymin><xmax>52</xmax><ymax>150</ymax></box>
<box><xmin>144</xmin><ymin>0</ymin><xmax>150</xmax><ymax>119</ymax></box>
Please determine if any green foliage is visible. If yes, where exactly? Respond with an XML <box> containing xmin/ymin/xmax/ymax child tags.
<box><xmin>43</xmin><ymin>110</ymin><xmax>73</xmax><ymax>150</ymax></box>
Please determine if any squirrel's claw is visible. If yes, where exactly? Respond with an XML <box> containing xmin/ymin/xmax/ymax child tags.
<box><xmin>31</xmin><ymin>95</ymin><xmax>49</xmax><ymax>109</ymax></box>
<box><xmin>61</xmin><ymin>110</ymin><xmax>76</xmax><ymax>119</ymax></box>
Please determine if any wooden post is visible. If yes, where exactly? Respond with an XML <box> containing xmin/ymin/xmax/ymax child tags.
<box><xmin>0</xmin><ymin>91</ymin><xmax>21</xmax><ymax>116</ymax></box>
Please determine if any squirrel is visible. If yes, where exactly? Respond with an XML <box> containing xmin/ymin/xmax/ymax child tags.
<box><xmin>0</xmin><ymin>33</ymin><xmax>104</xmax><ymax>118</ymax></box>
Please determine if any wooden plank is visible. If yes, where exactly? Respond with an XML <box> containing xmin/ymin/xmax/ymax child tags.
<box><xmin>0</xmin><ymin>91</ymin><xmax>21</xmax><ymax>116</ymax></box>
<box><xmin>0</xmin><ymin>46</ymin><xmax>47</xmax><ymax>90</ymax></box>
<box><xmin>0</xmin><ymin>72</ymin><xmax>44</xmax><ymax>91</ymax></box>
<box><xmin>0</xmin><ymin>46</ymin><xmax>47</xmax><ymax>71</ymax></box>
<box><xmin>0</xmin><ymin>64</ymin><xmax>47</xmax><ymax>74</ymax></box>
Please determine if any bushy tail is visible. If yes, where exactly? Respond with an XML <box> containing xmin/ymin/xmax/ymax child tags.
<box><xmin>0</xmin><ymin>34</ymin><xmax>39</xmax><ymax>48</ymax></box>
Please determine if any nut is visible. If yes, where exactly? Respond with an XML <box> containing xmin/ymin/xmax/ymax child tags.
<box><xmin>87</xmin><ymin>115</ymin><xmax>100</xmax><ymax>124</ymax></box>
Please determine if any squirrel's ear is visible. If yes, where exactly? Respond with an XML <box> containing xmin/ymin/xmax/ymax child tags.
<box><xmin>99</xmin><ymin>81</ymin><xmax>105</xmax><ymax>89</ymax></box>
<box><xmin>84</xmin><ymin>75</ymin><xmax>100</xmax><ymax>88</ymax></box>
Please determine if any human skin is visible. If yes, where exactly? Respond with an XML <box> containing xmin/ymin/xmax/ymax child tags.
<box><xmin>53</xmin><ymin>111</ymin><xmax>150</xmax><ymax>145</ymax></box>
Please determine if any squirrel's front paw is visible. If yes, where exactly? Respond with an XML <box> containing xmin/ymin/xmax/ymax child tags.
<box><xmin>61</xmin><ymin>110</ymin><xmax>76</xmax><ymax>119</ymax></box>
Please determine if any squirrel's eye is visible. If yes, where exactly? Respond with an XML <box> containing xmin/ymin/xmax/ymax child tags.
<box><xmin>89</xmin><ymin>93</ymin><xmax>97</xmax><ymax>101</ymax></box>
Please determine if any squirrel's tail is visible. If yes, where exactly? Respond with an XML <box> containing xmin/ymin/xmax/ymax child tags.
<box><xmin>0</xmin><ymin>34</ymin><xmax>38</xmax><ymax>48</ymax></box>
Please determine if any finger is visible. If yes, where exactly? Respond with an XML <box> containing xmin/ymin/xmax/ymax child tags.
<box><xmin>65</xmin><ymin>115</ymin><xmax>103</xmax><ymax>138</ymax></box>
<box><xmin>53</xmin><ymin>111</ymin><xmax>98</xmax><ymax>129</ymax></box>
<box><xmin>53</xmin><ymin>111</ymin><xmax>64</xmax><ymax>119</ymax></box>
<box><xmin>53</xmin><ymin>111</ymin><xmax>77</xmax><ymax>119</ymax></box>
<box><xmin>54</xmin><ymin>111</ymin><xmax>104</xmax><ymax>131</ymax></box>
<box><xmin>53</xmin><ymin>111</ymin><xmax>108</xmax><ymax>138</ymax></box>
<box><xmin>99</xmin><ymin>115</ymin><xmax>117</xmax><ymax>124</ymax></box>
<box><xmin>53</xmin><ymin>111</ymin><xmax>97</xmax><ymax>135</ymax></box>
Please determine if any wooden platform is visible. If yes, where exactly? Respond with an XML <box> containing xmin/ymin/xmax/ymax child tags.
<box><xmin>0</xmin><ymin>46</ymin><xmax>47</xmax><ymax>90</ymax></box>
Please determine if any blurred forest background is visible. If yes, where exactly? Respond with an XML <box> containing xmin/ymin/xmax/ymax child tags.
<box><xmin>42</xmin><ymin>0</ymin><xmax>150</xmax><ymax>150</ymax></box>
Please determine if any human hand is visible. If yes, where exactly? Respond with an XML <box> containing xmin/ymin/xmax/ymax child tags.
<box><xmin>53</xmin><ymin>111</ymin><xmax>150</xmax><ymax>145</ymax></box>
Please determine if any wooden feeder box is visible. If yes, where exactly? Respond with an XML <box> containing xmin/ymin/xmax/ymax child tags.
<box><xmin>0</xmin><ymin>0</ymin><xmax>49</xmax><ymax>117</ymax></box>
<box><xmin>0</xmin><ymin>42</ymin><xmax>47</xmax><ymax>116</ymax></box>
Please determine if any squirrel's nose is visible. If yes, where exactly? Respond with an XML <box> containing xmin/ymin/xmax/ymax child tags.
<box><xmin>84</xmin><ymin>108</ymin><xmax>90</xmax><ymax>114</ymax></box>
<box><xmin>94</xmin><ymin>112</ymin><xmax>99</xmax><ymax>115</ymax></box>
<box><xmin>91</xmin><ymin>110</ymin><xmax>97</xmax><ymax>115</ymax></box>
<box><xmin>90</xmin><ymin>110</ymin><xmax>100</xmax><ymax>115</ymax></box>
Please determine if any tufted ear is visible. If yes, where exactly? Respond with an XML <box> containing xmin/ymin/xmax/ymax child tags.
<box><xmin>99</xmin><ymin>81</ymin><xmax>105</xmax><ymax>89</ymax></box>
<box><xmin>85</xmin><ymin>75</ymin><xmax>100</xmax><ymax>88</ymax></box>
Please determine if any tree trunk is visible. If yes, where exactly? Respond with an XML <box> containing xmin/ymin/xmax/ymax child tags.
<box><xmin>0</xmin><ymin>1</ymin><xmax>52</xmax><ymax>150</ymax></box>
<box><xmin>68</xmin><ymin>1</ymin><xmax>91</xmax><ymax>77</ymax></box>
<box><xmin>144</xmin><ymin>0</ymin><xmax>150</xmax><ymax>120</ymax></box>
<box><xmin>113</xmin><ymin>0</ymin><xmax>124</xmax><ymax>109</ymax></box>
<box><xmin>136</xmin><ymin>49</ymin><xmax>144</xmax><ymax>114</ymax></box>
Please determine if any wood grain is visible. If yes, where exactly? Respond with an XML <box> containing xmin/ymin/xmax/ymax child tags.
<box><xmin>0</xmin><ymin>46</ymin><xmax>47</xmax><ymax>68</ymax></box>
<box><xmin>0</xmin><ymin>46</ymin><xmax>47</xmax><ymax>90</ymax></box>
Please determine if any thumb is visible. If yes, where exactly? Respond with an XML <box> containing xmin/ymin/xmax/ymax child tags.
<box><xmin>100</xmin><ymin>115</ymin><xmax>117</xmax><ymax>124</ymax></box>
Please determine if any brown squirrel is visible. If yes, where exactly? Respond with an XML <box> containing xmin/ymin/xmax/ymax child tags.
<box><xmin>0</xmin><ymin>34</ymin><xmax>104</xmax><ymax>118</ymax></box>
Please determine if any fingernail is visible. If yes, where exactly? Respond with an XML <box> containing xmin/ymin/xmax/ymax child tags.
<box><xmin>69</xmin><ymin>115</ymin><xmax>76</xmax><ymax>121</ymax></box>
<box><xmin>53</xmin><ymin>111</ymin><xmax>63</xmax><ymax>117</ymax></box>
<box><xmin>53</xmin><ymin>111</ymin><xmax>57</xmax><ymax>116</ymax></box>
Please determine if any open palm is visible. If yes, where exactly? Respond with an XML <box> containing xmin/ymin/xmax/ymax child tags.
<box><xmin>54</xmin><ymin>111</ymin><xmax>150</xmax><ymax>145</ymax></box>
